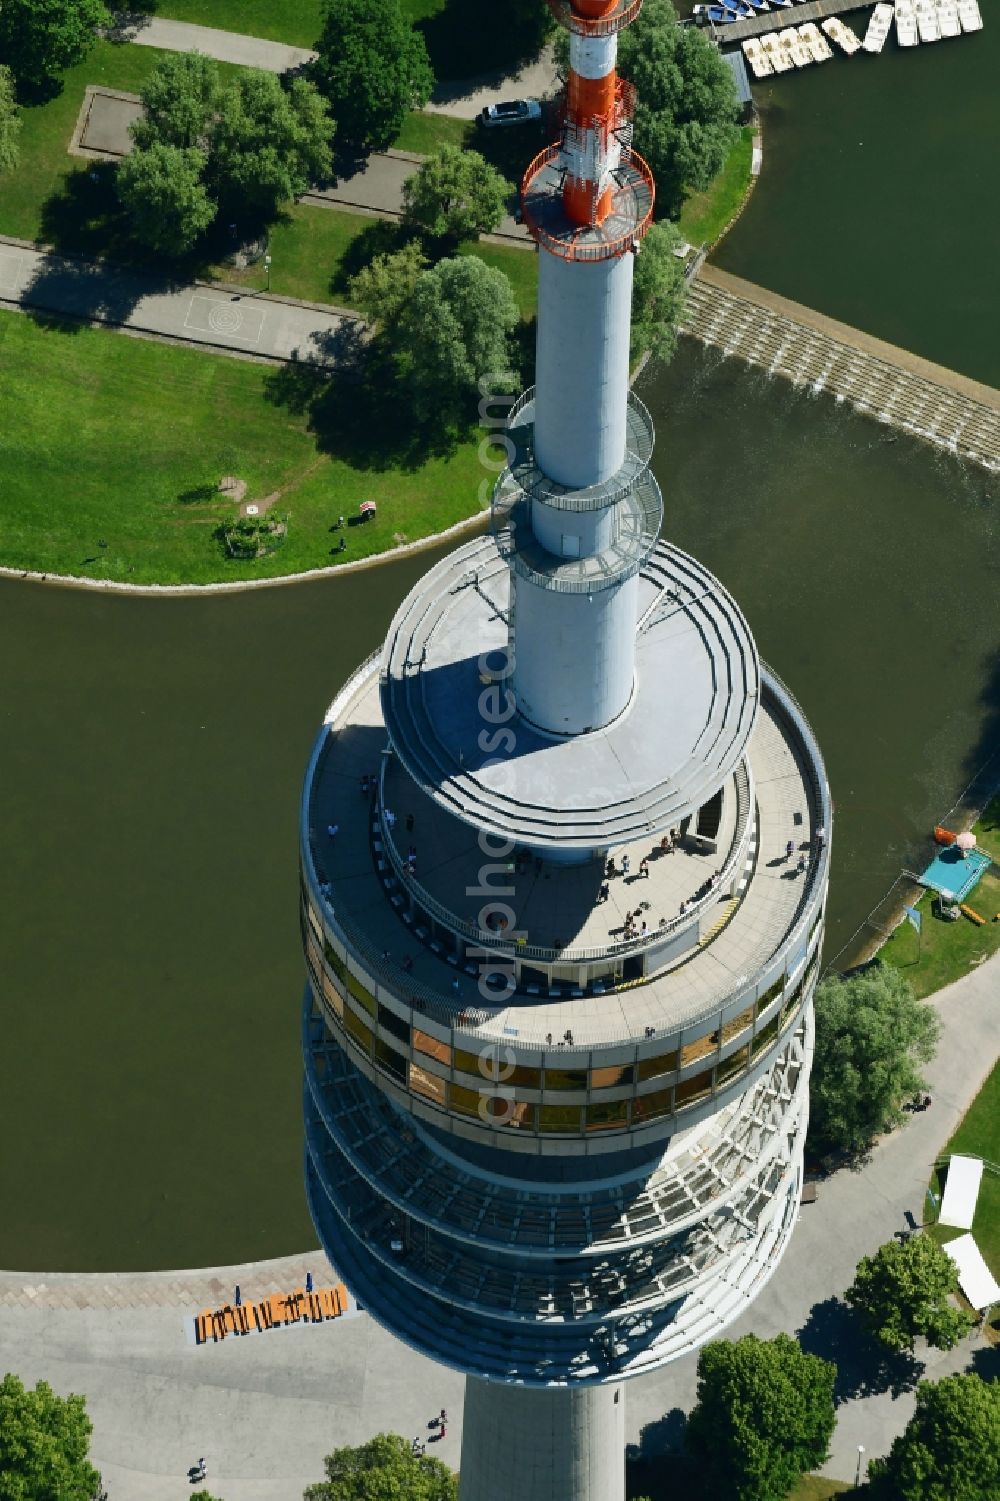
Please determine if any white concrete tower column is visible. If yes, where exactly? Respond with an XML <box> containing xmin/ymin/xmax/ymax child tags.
<box><xmin>533</xmin><ymin>252</ymin><xmax>634</xmax><ymax>488</ymax></box>
<box><xmin>508</xmin><ymin>4</ymin><xmax>654</xmax><ymax>741</ymax></box>
<box><xmin>459</xmin><ymin>1379</ymin><xmax>626</xmax><ymax>1501</ymax></box>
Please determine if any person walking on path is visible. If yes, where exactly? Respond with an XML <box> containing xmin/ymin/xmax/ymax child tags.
<box><xmin>621</xmin><ymin>854</ymin><xmax>630</xmax><ymax>876</ymax></box>
<box><xmin>785</xmin><ymin>839</ymin><xmax>794</xmax><ymax>860</ymax></box>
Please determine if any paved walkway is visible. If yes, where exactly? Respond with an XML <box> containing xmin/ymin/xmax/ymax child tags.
<box><xmin>109</xmin><ymin>14</ymin><xmax>315</xmax><ymax>72</ymax></box>
<box><xmin>302</xmin><ymin>151</ymin><xmax>528</xmax><ymax>243</ymax></box>
<box><xmin>0</xmin><ymin>236</ymin><xmax>357</xmax><ymax>364</ymax></box>
<box><xmin>0</xmin><ymin>954</ymin><xmax>996</xmax><ymax>1497</ymax></box>
<box><xmin>108</xmin><ymin>13</ymin><xmax>559</xmax><ymax>121</ymax></box>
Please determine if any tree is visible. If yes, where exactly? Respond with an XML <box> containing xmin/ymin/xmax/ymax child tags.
<box><xmin>0</xmin><ymin>67</ymin><xmax>22</xmax><ymax>173</ymax></box>
<box><xmin>117</xmin><ymin>143</ymin><xmax>215</xmax><ymax>255</ymax></box>
<box><xmin>632</xmin><ymin>221</ymin><xmax>687</xmax><ymax>364</ymax></box>
<box><xmin>617</xmin><ymin>0</ymin><xmax>739</xmax><ymax>219</ymax></box>
<box><xmin>685</xmin><ymin>1333</ymin><xmax>836</xmax><ymax>1501</ymax></box>
<box><xmin>403</xmin><ymin>146</ymin><xmax>513</xmax><ymax>242</ymax></box>
<box><xmin>0</xmin><ymin>0</ymin><xmax>109</xmax><ymax>100</ymax></box>
<box><xmin>304</xmin><ymin>1432</ymin><xmax>457</xmax><ymax>1500</ymax></box>
<box><xmin>809</xmin><ymin>964</ymin><xmax>940</xmax><ymax>1154</ymax></box>
<box><xmin>131</xmin><ymin>51</ymin><xmax>223</xmax><ymax>153</ymax></box>
<box><xmin>394</xmin><ymin>256</ymin><xmax>520</xmax><ymax>430</ymax></box>
<box><xmin>845</xmin><ymin>1234</ymin><xmax>974</xmax><ymax>1352</ymax></box>
<box><xmin>311</xmin><ymin>0</ymin><xmax>434</xmax><ymax>153</ymax></box>
<box><xmin>347</xmin><ymin>240</ymin><xmax>428</xmax><ymax>328</ymax></box>
<box><xmin>208</xmin><ymin>71</ymin><xmax>333</xmax><ymax>218</ymax></box>
<box><xmin>868</xmin><ymin>1373</ymin><xmax>1000</xmax><ymax>1501</ymax></box>
<box><xmin>123</xmin><ymin>56</ymin><xmax>334</xmax><ymax>249</ymax></box>
<box><xmin>0</xmin><ymin>1373</ymin><xmax>102</xmax><ymax>1501</ymax></box>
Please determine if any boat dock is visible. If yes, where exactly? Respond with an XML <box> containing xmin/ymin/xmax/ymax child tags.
<box><xmin>712</xmin><ymin>0</ymin><xmax>873</xmax><ymax>42</ymax></box>
<box><xmin>680</xmin><ymin>266</ymin><xmax>1000</xmax><ymax>472</ymax></box>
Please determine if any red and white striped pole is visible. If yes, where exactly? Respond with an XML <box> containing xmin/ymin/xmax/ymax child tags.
<box><xmin>563</xmin><ymin>16</ymin><xmax>621</xmax><ymax>225</ymax></box>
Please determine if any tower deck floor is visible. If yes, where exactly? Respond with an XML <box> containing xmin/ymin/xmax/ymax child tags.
<box><xmin>379</xmin><ymin>753</ymin><xmax>748</xmax><ymax>961</ymax></box>
<box><xmin>305</xmin><ymin>663</ymin><xmax>827</xmax><ymax>1052</ymax></box>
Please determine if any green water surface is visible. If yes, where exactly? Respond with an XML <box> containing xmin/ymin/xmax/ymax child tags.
<box><xmin>714</xmin><ymin>22</ymin><xmax>999</xmax><ymax>387</ymax></box>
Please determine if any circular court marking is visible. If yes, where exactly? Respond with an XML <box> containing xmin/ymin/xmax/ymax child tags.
<box><xmin>208</xmin><ymin>304</ymin><xmax>245</xmax><ymax>334</ymax></box>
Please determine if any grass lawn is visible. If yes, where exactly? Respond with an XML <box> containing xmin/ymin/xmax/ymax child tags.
<box><xmin>879</xmin><ymin>866</ymin><xmax>1000</xmax><ymax>999</ymax></box>
<box><xmin>0</xmin><ymin>41</ymin><xmax>212</xmax><ymax>245</ymax></box>
<box><xmin>679</xmin><ymin>126</ymin><xmax>755</xmax><ymax>249</ymax></box>
<box><xmin>0</xmin><ymin>312</ymin><xmax>486</xmax><ymax>584</ymax></box>
<box><xmin>973</xmin><ymin>794</ymin><xmax>1000</xmax><ymax>863</ymax></box>
<box><xmin>393</xmin><ymin>110</ymin><xmax>470</xmax><ymax>155</ymax></box>
<box><xmin>627</xmin><ymin>1456</ymin><xmax>851</xmax><ymax>1500</ymax></box>
<box><xmin>137</xmin><ymin>0</ymin><xmax>325</xmax><ymax>47</ymax></box>
<box><xmin>122</xmin><ymin>0</ymin><xmax>446</xmax><ymax>50</ymax></box>
<box><xmin>927</xmin><ymin>1061</ymin><xmax>1000</xmax><ymax>1285</ymax></box>
<box><xmin>791</xmin><ymin>1480</ymin><xmax>851</xmax><ymax>1499</ymax></box>
<box><xmin>216</xmin><ymin>204</ymin><xmax>538</xmax><ymax>319</ymax></box>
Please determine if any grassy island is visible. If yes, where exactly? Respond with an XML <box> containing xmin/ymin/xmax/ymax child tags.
<box><xmin>0</xmin><ymin>313</ymin><xmax>486</xmax><ymax>585</ymax></box>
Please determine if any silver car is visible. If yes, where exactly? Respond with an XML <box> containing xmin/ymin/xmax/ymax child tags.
<box><xmin>478</xmin><ymin>99</ymin><xmax>543</xmax><ymax>128</ymax></box>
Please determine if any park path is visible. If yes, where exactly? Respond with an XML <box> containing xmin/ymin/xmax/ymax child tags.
<box><xmin>110</xmin><ymin>14</ymin><xmax>314</xmax><ymax>72</ymax></box>
<box><xmin>109</xmin><ymin>12</ymin><xmax>558</xmax><ymax>120</ymax></box>
<box><xmin>0</xmin><ymin>234</ymin><xmax>357</xmax><ymax>364</ymax></box>
<box><xmin>0</xmin><ymin>950</ymin><xmax>997</xmax><ymax>1498</ymax></box>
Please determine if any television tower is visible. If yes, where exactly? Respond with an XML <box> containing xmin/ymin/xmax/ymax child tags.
<box><xmin>299</xmin><ymin>1</ymin><xmax>831</xmax><ymax>1497</ymax></box>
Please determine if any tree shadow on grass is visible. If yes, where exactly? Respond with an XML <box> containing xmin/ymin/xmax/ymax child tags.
<box><xmin>328</xmin><ymin>219</ymin><xmax>414</xmax><ymax>301</ymax></box>
<box><xmin>418</xmin><ymin>0</ymin><xmax>553</xmax><ymax>89</ymax></box>
<box><xmin>24</xmin><ymin>162</ymin><xmax>219</xmax><ymax>329</ymax></box>
<box><xmin>263</xmin><ymin>335</ymin><xmax>463</xmax><ymax>472</ymax></box>
<box><xmin>26</xmin><ymin>159</ymin><xmax>295</xmax><ymax>333</ymax></box>
<box><xmin>177</xmin><ymin>484</ymin><xmax>220</xmax><ymax>505</ymax></box>
<box><xmin>797</xmin><ymin>1296</ymin><xmax>923</xmax><ymax>1405</ymax></box>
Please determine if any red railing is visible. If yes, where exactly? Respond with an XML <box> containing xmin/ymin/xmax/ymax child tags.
<box><xmin>520</xmin><ymin>144</ymin><xmax>655</xmax><ymax>262</ymax></box>
<box><xmin>544</xmin><ymin>0</ymin><xmax>644</xmax><ymax>36</ymax></box>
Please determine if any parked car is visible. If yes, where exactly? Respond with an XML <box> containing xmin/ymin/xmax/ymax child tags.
<box><xmin>479</xmin><ymin>98</ymin><xmax>543</xmax><ymax>128</ymax></box>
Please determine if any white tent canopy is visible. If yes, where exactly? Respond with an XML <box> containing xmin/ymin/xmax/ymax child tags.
<box><xmin>939</xmin><ymin>1154</ymin><xmax>984</xmax><ymax>1229</ymax></box>
<box><xmin>944</xmin><ymin>1233</ymin><xmax>1000</xmax><ymax>1311</ymax></box>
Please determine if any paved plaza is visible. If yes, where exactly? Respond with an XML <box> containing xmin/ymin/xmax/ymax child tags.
<box><xmin>1</xmin><ymin>952</ymin><xmax>996</xmax><ymax>1498</ymax></box>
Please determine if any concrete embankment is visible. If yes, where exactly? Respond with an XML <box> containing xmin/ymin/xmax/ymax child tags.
<box><xmin>681</xmin><ymin>265</ymin><xmax>1000</xmax><ymax>472</ymax></box>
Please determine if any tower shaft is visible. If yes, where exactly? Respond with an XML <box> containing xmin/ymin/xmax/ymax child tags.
<box><xmin>299</xmin><ymin>4</ymin><xmax>832</xmax><ymax>1501</ymax></box>
<box><xmin>460</xmin><ymin>1379</ymin><xmax>625</xmax><ymax>1501</ymax></box>
<box><xmin>507</xmin><ymin>0</ymin><xmax>656</xmax><ymax>740</ymax></box>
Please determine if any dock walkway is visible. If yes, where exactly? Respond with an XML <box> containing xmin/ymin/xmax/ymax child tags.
<box><xmin>713</xmin><ymin>0</ymin><xmax>872</xmax><ymax>42</ymax></box>
<box><xmin>680</xmin><ymin>265</ymin><xmax>1000</xmax><ymax>472</ymax></box>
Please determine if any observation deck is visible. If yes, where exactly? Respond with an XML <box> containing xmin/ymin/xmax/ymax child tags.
<box><xmin>379</xmin><ymin>536</ymin><xmax>759</xmax><ymax>849</ymax></box>
<box><xmin>494</xmin><ymin>387</ymin><xmax>655</xmax><ymax>512</ymax></box>
<box><xmin>303</xmin><ymin>1007</ymin><xmax>811</xmax><ymax>1383</ymax></box>
<box><xmin>521</xmin><ymin>147</ymin><xmax>655</xmax><ymax>262</ymax></box>
<box><xmin>299</xmin><ymin>633</ymin><xmax>829</xmax><ymax>1155</ymax></box>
